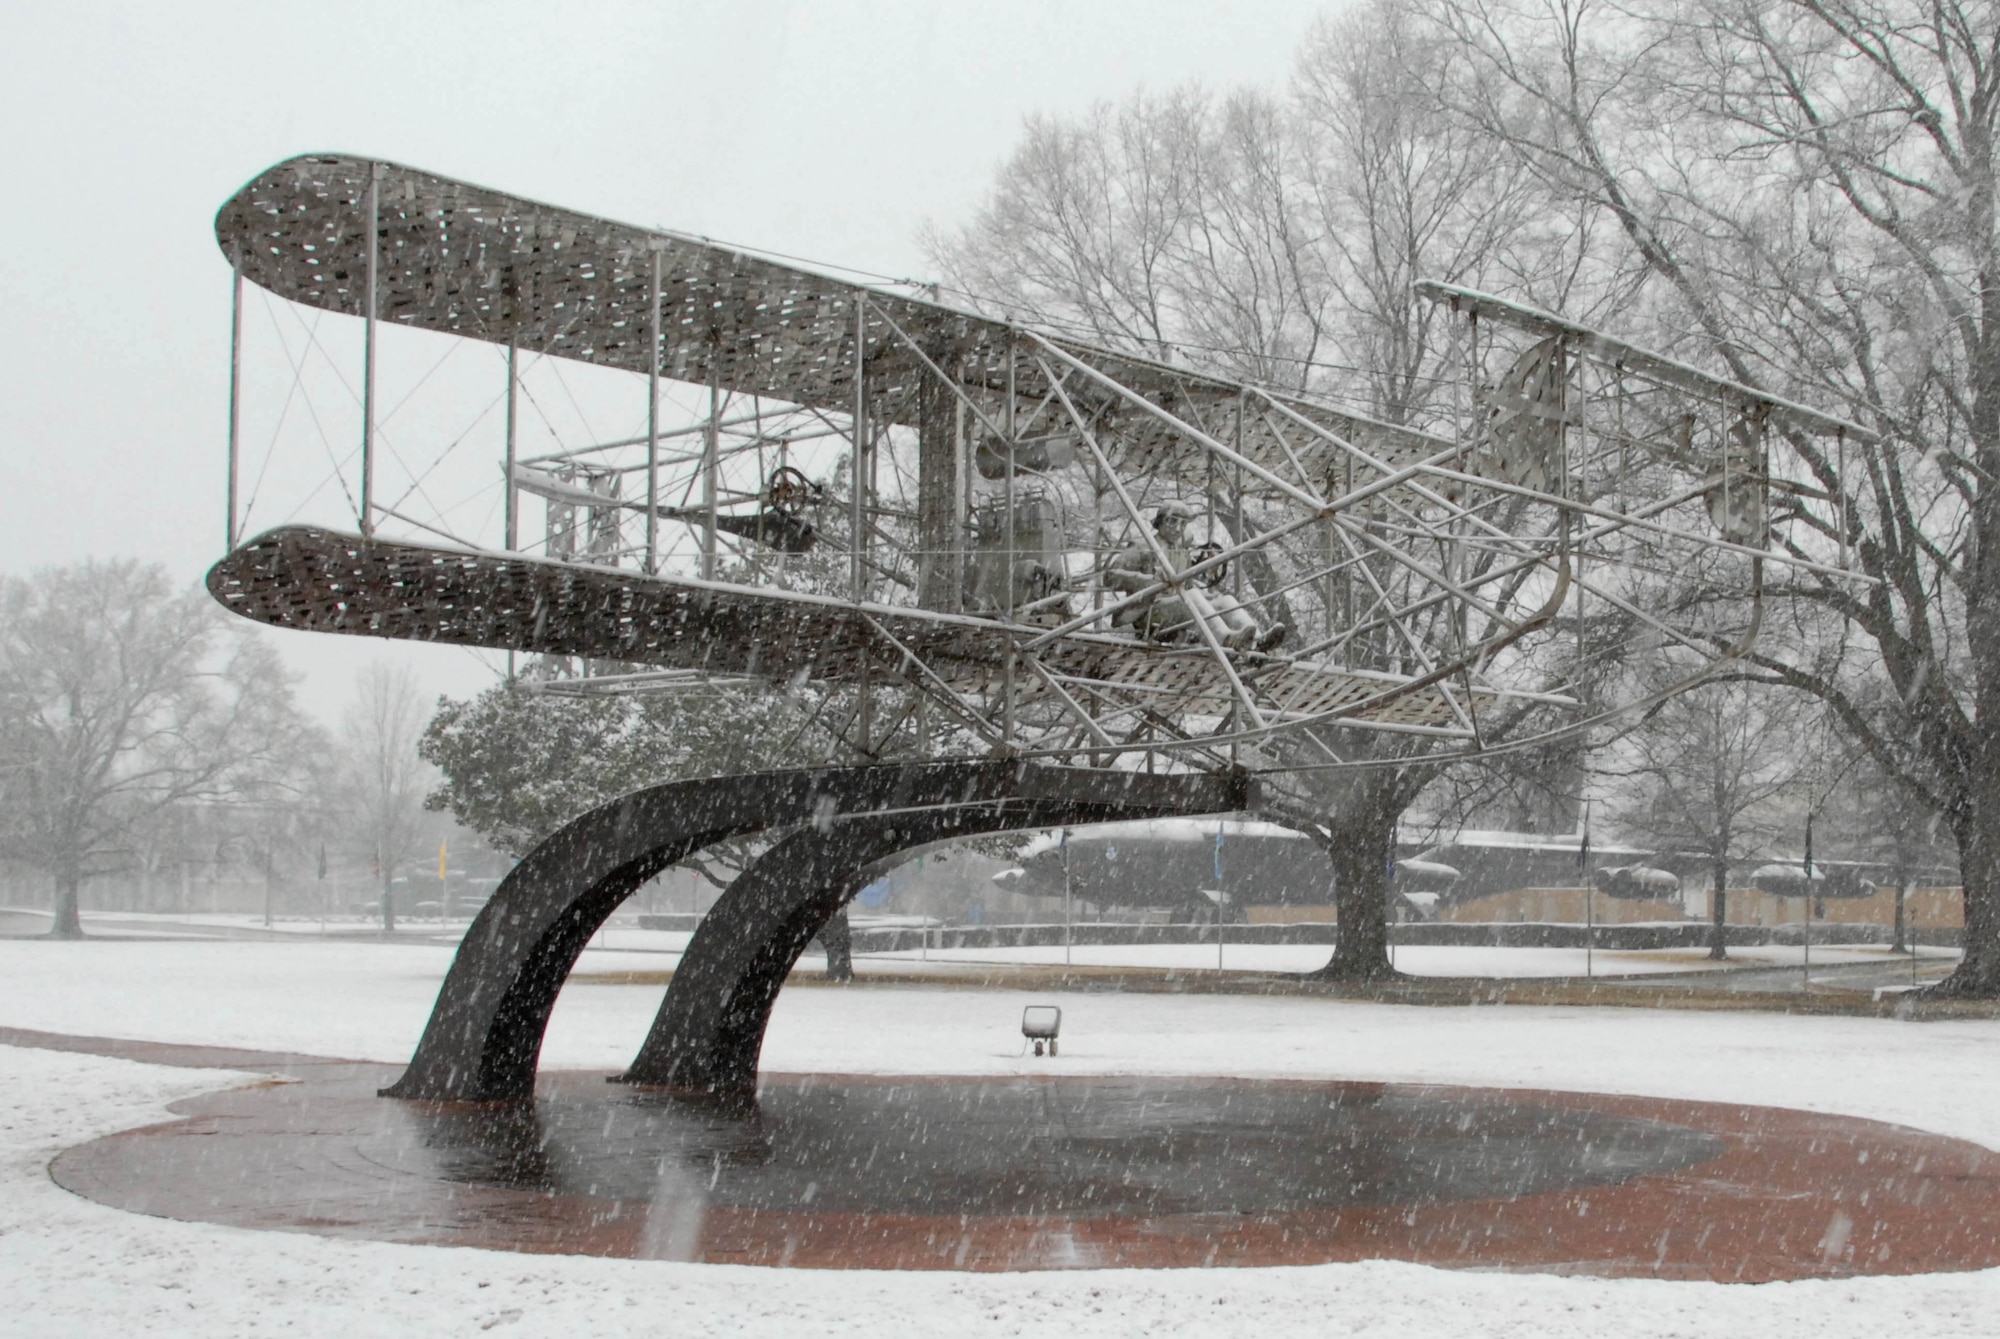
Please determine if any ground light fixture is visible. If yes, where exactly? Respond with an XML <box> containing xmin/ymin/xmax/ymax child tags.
<box><xmin>1022</xmin><ymin>1005</ymin><xmax>1062</xmax><ymax>1056</ymax></box>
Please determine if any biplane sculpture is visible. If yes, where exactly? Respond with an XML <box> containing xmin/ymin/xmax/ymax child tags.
<box><xmin>205</xmin><ymin>155</ymin><xmax>1871</xmax><ymax>1098</ymax></box>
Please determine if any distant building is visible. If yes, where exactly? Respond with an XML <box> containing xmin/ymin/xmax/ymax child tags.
<box><xmin>1004</xmin><ymin>818</ymin><xmax>1456</xmax><ymax>923</ymax></box>
<box><xmin>990</xmin><ymin>819</ymin><xmax>1965</xmax><ymax>935</ymax></box>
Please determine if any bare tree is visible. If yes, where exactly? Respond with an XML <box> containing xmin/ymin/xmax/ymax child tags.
<box><xmin>1293</xmin><ymin>4</ymin><xmax>1625</xmax><ymax>422</ymax></box>
<box><xmin>1424</xmin><ymin>0</ymin><xmax>2000</xmax><ymax>994</ymax></box>
<box><xmin>1600</xmin><ymin>675</ymin><xmax>1808</xmax><ymax>957</ymax></box>
<box><xmin>1280</xmin><ymin>11</ymin><xmax>1619</xmax><ymax>977</ymax></box>
<box><xmin>335</xmin><ymin>661</ymin><xmax>433</xmax><ymax>931</ymax></box>
<box><xmin>927</xmin><ymin>8</ymin><xmax>1600</xmax><ymax>980</ymax></box>
<box><xmin>0</xmin><ymin>560</ymin><xmax>316</xmax><ymax>936</ymax></box>
<box><xmin>1808</xmin><ymin>719</ymin><xmax>1957</xmax><ymax>951</ymax></box>
<box><xmin>924</xmin><ymin>88</ymin><xmax>1222</xmax><ymax>365</ymax></box>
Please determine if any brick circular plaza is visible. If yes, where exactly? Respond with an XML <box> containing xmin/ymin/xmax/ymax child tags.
<box><xmin>40</xmin><ymin>1033</ymin><xmax>2000</xmax><ymax>1278</ymax></box>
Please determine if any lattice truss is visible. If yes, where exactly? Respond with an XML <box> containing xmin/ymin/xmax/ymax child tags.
<box><xmin>208</xmin><ymin>156</ymin><xmax>1872</xmax><ymax>774</ymax></box>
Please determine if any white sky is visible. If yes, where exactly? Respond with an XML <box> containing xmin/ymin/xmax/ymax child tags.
<box><xmin>0</xmin><ymin>0</ymin><xmax>1329</xmax><ymax>717</ymax></box>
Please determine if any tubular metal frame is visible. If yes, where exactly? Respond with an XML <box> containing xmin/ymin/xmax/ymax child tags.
<box><xmin>209</xmin><ymin>154</ymin><xmax>1874</xmax><ymax>777</ymax></box>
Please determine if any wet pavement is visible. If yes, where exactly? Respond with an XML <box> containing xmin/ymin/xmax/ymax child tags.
<box><xmin>32</xmin><ymin>1030</ymin><xmax>2000</xmax><ymax>1278</ymax></box>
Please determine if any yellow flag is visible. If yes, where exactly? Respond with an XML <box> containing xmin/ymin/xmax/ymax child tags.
<box><xmin>438</xmin><ymin>839</ymin><xmax>448</xmax><ymax>880</ymax></box>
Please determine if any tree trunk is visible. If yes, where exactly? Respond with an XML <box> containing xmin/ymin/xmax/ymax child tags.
<box><xmin>48</xmin><ymin>864</ymin><xmax>84</xmax><ymax>939</ymax></box>
<box><xmin>1307</xmin><ymin>803</ymin><xmax>1398</xmax><ymax>983</ymax></box>
<box><xmin>1929</xmin><ymin>801</ymin><xmax>2000</xmax><ymax>996</ymax></box>
<box><xmin>1930</xmin><ymin>440</ymin><xmax>2000</xmax><ymax>995</ymax></box>
<box><xmin>1707</xmin><ymin>858</ymin><xmax>1729</xmax><ymax>961</ymax></box>
<box><xmin>1893</xmin><ymin>880</ymin><xmax>1909</xmax><ymax>957</ymax></box>
<box><xmin>817</xmin><ymin>908</ymin><xmax>855</xmax><ymax>982</ymax></box>
<box><xmin>380</xmin><ymin>879</ymin><xmax>396</xmax><ymax>933</ymax></box>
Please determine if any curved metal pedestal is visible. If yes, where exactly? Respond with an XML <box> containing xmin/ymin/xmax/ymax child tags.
<box><xmin>625</xmin><ymin>798</ymin><xmax>1133</xmax><ymax>1093</ymax></box>
<box><xmin>384</xmin><ymin>761</ymin><xmax>1249</xmax><ymax>1102</ymax></box>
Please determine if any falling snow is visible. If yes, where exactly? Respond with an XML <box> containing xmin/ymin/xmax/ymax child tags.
<box><xmin>5</xmin><ymin>940</ymin><xmax>2000</xmax><ymax>1335</ymax></box>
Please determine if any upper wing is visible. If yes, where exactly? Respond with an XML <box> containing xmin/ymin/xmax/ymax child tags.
<box><xmin>216</xmin><ymin>154</ymin><xmax>1449</xmax><ymax>494</ymax></box>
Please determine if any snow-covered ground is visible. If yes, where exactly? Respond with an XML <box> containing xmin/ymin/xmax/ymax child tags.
<box><xmin>14</xmin><ymin>905</ymin><xmax>1957</xmax><ymax>982</ymax></box>
<box><xmin>859</xmin><ymin>939</ymin><xmax>1958</xmax><ymax>978</ymax></box>
<box><xmin>4</xmin><ymin>936</ymin><xmax>2000</xmax><ymax>1336</ymax></box>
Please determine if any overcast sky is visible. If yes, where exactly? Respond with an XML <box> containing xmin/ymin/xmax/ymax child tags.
<box><xmin>0</xmin><ymin>0</ymin><xmax>1328</xmax><ymax>717</ymax></box>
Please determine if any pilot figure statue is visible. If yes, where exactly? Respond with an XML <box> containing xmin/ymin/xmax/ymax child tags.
<box><xmin>1105</xmin><ymin>501</ymin><xmax>1287</xmax><ymax>653</ymax></box>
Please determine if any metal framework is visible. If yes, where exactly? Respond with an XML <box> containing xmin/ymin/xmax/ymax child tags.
<box><xmin>201</xmin><ymin>154</ymin><xmax>1887</xmax><ymax>1103</ymax></box>
<box><xmin>211</xmin><ymin>155</ymin><xmax>1872</xmax><ymax>778</ymax></box>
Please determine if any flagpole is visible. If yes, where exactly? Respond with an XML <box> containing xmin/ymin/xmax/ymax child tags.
<box><xmin>1215</xmin><ymin>820</ymin><xmax>1227</xmax><ymax>972</ymax></box>
<box><xmin>1802</xmin><ymin>811</ymin><xmax>1814</xmax><ymax>992</ymax></box>
<box><xmin>1581</xmin><ymin>802</ymin><xmax>1594</xmax><ymax>981</ymax></box>
<box><xmin>1386</xmin><ymin>824</ymin><xmax>1397</xmax><ymax>973</ymax></box>
<box><xmin>1061</xmin><ymin>827</ymin><xmax>1073</xmax><ymax>969</ymax></box>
